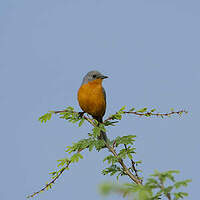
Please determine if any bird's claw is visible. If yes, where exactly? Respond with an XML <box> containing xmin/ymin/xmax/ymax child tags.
<box><xmin>78</xmin><ymin>111</ymin><xmax>85</xmax><ymax>118</ymax></box>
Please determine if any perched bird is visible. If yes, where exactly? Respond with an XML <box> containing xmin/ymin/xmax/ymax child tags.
<box><xmin>77</xmin><ymin>70</ymin><xmax>108</xmax><ymax>140</ymax></box>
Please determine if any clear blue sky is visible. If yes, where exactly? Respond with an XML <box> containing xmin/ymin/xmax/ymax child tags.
<box><xmin>0</xmin><ymin>0</ymin><xmax>199</xmax><ymax>199</ymax></box>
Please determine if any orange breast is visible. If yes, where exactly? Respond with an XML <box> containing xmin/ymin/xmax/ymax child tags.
<box><xmin>77</xmin><ymin>79</ymin><xmax>106</xmax><ymax>117</ymax></box>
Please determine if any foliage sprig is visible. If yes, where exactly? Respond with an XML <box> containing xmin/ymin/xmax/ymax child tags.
<box><xmin>100</xmin><ymin>170</ymin><xmax>191</xmax><ymax>200</ymax></box>
<box><xmin>27</xmin><ymin>106</ymin><xmax>189</xmax><ymax>199</ymax></box>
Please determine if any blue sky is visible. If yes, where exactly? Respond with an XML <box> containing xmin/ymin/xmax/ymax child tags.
<box><xmin>0</xmin><ymin>0</ymin><xmax>199</xmax><ymax>199</ymax></box>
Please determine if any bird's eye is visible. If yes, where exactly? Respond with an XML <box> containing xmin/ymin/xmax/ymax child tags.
<box><xmin>93</xmin><ymin>75</ymin><xmax>97</xmax><ymax>78</ymax></box>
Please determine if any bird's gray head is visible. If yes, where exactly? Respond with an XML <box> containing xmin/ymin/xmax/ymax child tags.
<box><xmin>81</xmin><ymin>70</ymin><xmax>108</xmax><ymax>85</ymax></box>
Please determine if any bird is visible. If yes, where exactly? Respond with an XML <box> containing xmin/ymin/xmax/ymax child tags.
<box><xmin>77</xmin><ymin>70</ymin><xmax>108</xmax><ymax>141</ymax></box>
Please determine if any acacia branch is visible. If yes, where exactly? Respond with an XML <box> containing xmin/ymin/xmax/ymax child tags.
<box><xmin>54</xmin><ymin>110</ymin><xmax>96</xmax><ymax>126</ymax></box>
<box><xmin>27</xmin><ymin>148</ymin><xmax>84</xmax><ymax>198</ymax></box>
<box><xmin>53</xmin><ymin>108</ymin><xmax>187</xmax><ymax>185</ymax></box>
<box><xmin>27</xmin><ymin>161</ymin><xmax>71</xmax><ymax>198</ymax></box>
<box><xmin>125</xmin><ymin>110</ymin><xmax>187</xmax><ymax>117</ymax></box>
<box><xmin>124</xmin><ymin>144</ymin><xmax>141</xmax><ymax>182</ymax></box>
<box><xmin>54</xmin><ymin>110</ymin><xmax>142</xmax><ymax>184</ymax></box>
<box><xmin>31</xmin><ymin>107</ymin><xmax>187</xmax><ymax>198</ymax></box>
<box><xmin>159</xmin><ymin>181</ymin><xmax>171</xmax><ymax>200</ymax></box>
<box><xmin>104</xmin><ymin>109</ymin><xmax>188</xmax><ymax>122</ymax></box>
<box><xmin>54</xmin><ymin>108</ymin><xmax>187</xmax><ymax>124</ymax></box>
<box><xmin>105</xmin><ymin>142</ymin><xmax>142</xmax><ymax>185</ymax></box>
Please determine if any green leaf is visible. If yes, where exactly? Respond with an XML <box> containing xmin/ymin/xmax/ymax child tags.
<box><xmin>78</xmin><ymin>118</ymin><xmax>85</xmax><ymax>127</ymax></box>
<box><xmin>70</xmin><ymin>153</ymin><xmax>83</xmax><ymax>163</ymax></box>
<box><xmin>118</xmin><ymin>149</ymin><xmax>128</xmax><ymax>159</ymax></box>
<box><xmin>102</xmin><ymin>165</ymin><xmax>121</xmax><ymax>176</ymax></box>
<box><xmin>124</xmin><ymin>184</ymin><xmax>153</xmax><ymax>200</ymax></box>
<box><xmin>138</xmin><ymin>189</ymin><xmax>152</xmax><ymax>200</ymax></box>
<box><xmin>93</xmin><ymin>126</ymin><xmax>101</xmax><ymax>137</ymax></box>
<box><xmin>103</xmin><ymin>155</ymin><xmax>118</xmax><ymax>164</ymax></box>
<box><xmin>104</xmin><ymin>120</ymin><xmax>119</xmax><ymax>126</ymax></box>
<box><xmin>119</xmin><ymin>106</ymin><xmax>126</xmax><ymax>112</ymax></box>
<box><xmin>174</xmin><ymin>192</ymin><xmax>188</xmax><ymax>200</ymax></box>
<box><xmin>95</xmin><ymin>140</ymin><xmax>105</xmax><ymax>151</ymax></box>
<box><xmin>162</xmin><ymin>186</ymin><xmax>173</xmax><ymax>195</ymax></box>
<box><xmin>38</xmin><ymin>112</ymin><xmax>53</xmax><ymax>123</ymax></box>
<box><xmin>118</xmin><ymin>146</ymin><xmax>135</xmax><ymax>160</ymax></box>
<box><xmin>99</xmin><ymin>123</ymin><xmax>106</xmax><ymax>132</ymax></box>
<box><xmin>129</xmin><ymin>107</ymin><xmax>135</xmax><ymax>112</ymax></box>
<box><xmin>136</xmin><ymin>107</ymin><xmax>147</xmax><ymax>113</ymax></box>
<box><xmin>66</xmin><ymin>106</ymin><xmax>74</xmax><ymax>111</ymax></box>
<box><xmin>49</xmin><ymin>171</ymin><xmax>57</xmax><ymax>176</ymax></box>
<box><xmin>115</xmin><ymin>135</ymin><xmax>136</xmax><ymax>147</ymax></box>
<box><xmin>145</xmin><ymin>178</ymin><xmax>159</xmax><ymax>189</ymax></box>
<box><xmin>107</xmin><ymin>106</ymin><xmax>126</xmax><ymax>121</ymax></box>
<box><xmin>88</xmin><ymin>143</ymin><xmax>94</xmax><ymax>151</ymax></box>
<box><xmin>99</xmin><ymin>183</ymin><xmax>113</xmax><ymax>195</ymax></box>
<box><xmin>135</xmin><ymin>160</ymin><xmax>142</xmax><ymax>165</ymax></box>
<box><xmin>92</xmin><ymin>124</ymin><xmax>106</xmax><ymax>138</ymax></box>
<box><xmin>57</xmin><ymin>157</ymin><xmax>70</xmax><ymax>167</ymax></box>
<box><xmin>174</xmin><ymin>179</ymin><xmax>192</xmax><ymax>189</ymax></box>
<box><xmin>66</xmin><ymin>138</ymin><xmax>96</xmax><ymax>153</ymax></box>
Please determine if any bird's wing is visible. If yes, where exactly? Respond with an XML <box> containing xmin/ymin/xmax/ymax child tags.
<box><xmin>102</xmin><ymin>87</ymin><xmax>106</xmax><ymax>103</ymax></box>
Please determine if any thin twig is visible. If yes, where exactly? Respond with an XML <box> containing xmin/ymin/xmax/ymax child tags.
<box><xmin>27</xmin><ymin>161</ymin><xmax>71</xmax><ymax>198</ymax></box>
<box><xmin>124</xmin><ymin>144</ymin><xmax>141</xmax><ymax>182</ymax></box>
<box><xmin>159</xmin><ymin>181</ymin><xmax>171</xmax><ymax>200</ymax></box>
<box><xmin>104</xmin><ymin>110</ymin><xmax>188</xmax><ymax>122</ymax></box>
<box><xmin>125</xmin><ymin>110</ymin><xmax>187</xmax><ymax>117</ymax></box>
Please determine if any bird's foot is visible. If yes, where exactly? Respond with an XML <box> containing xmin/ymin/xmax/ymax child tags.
<box><xmin>78</xmin><ymin>111</ymin><xmax>85</xmax><ymax>118</ymax></box>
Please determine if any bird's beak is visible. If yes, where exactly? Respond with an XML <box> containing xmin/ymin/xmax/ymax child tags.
<box><xmin>100</xmin><ymin>75</ymin><xmax>108</xmax><ymax>79</ymax></box>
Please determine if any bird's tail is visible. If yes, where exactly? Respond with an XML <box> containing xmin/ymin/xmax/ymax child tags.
<box><xmin>99</xmin><ymin>130</ymin><xmax>108</xmax><ymax>142</ymax></box>
<box><xmin>93</xmin><ymin>116</ymin><xmax>108</xmax><ymax>142</ymax></box>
